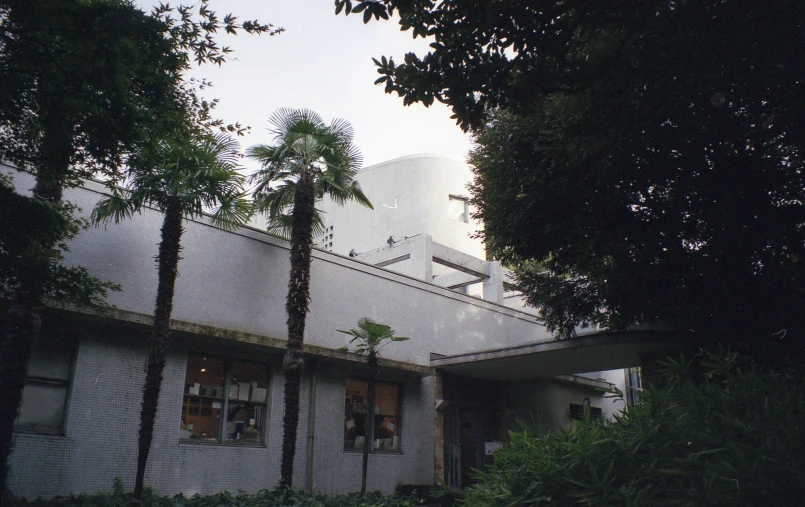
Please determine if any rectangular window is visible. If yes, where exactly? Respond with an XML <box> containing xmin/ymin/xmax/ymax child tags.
<box><xmin>15</xmin><ymin>334</ymin><xmax>74</xmax><ymax>435</ymax></box>
<box><xmin>569</xmin><ymin>402</ymin><xmax>603</xmax><ymax>421</ymax></box>
<box><xmin>181</xmin><ymin>352</ymin><xmax>269</xmax><ymax>445</ymax></box>
<box><xmin>344</xmin><ymin>378</ymin><xmax>401</xmax><ymax>453</ymax></box>
<box><xmin>448</xmin><ymin>195</ymin><xmax>469</xmax><ymax>223</ymax></box>
<box><xmin>625</xmin><ymin>367</ymin><xmax>642</xmax><ymax>406</ymax></box>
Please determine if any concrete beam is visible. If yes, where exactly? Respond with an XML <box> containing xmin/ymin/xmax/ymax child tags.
<box><xmin>431</xmin><ymin>242</ymin><xmax>489</xmax><ymax>278</ymax></box>
<box><xmin>432</xmin><ymin>270</ymin><xmax>482</xmax><ymax>289</ymax></box>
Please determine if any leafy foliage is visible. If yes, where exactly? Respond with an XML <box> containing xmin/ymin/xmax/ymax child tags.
<box><xmin>337</xmin><ymin>0</ymin><xmax>805</xmax><ymax>356</ymax></box>
<box><xmin>93</xmin><ymin>133</ymin><xmax>251</xmax><ymax>231</ymax></box>
<box><xmin>338</xmin><ymin>318</ymin><xmax>409</xmax><ymax>356</ymax></box>
<box><xmin>9</xmin><ymin>487</ymin><xmax>426</xmax><ymax>507</ymax></box>
<box><xmin>248</xmin><ymin>108</ymin><xmax>372</xmax><ymax>240</ymax></box>
<box><xmin>0</xmin><ymin>0</ymin><xmax>282</xmax><ymax>183</ymax></box>
<box><xmin>463</xmin><ymin>350</ymin><xmax>805</xmax><ymax>506</ymax></box>
<box><xmin>0</xmin><ymin>174</ymin><xmax>120</xmax><ymax>307</ymax></box>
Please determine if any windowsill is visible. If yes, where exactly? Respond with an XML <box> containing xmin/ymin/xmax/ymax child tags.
<box><xmin>343</xmin><ymin>448</ymin><xmax>403</xmax><ymax>456</ymax></box>
<box><xmin>179</xmin><ymin>439</ymin><xmax>266</xmax><ymax>449</ymax></box>
<box><xmin>13</xmin><ymin>428</ymin><xmax>66</xmax><ymax>437</ymax></box>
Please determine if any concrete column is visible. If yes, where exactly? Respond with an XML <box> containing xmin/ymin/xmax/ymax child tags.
<box><xmin>409</xmin><ymin>234</ymin><xmax>434</xmax><ymax>281</ymax></box>
<box><xmin>483</xmin><ymin>260</ymin><xmax>504</xmax><ymax>304</ymax></box>
<box><xmin>433</xmin><ymin>370</ymin><xmax>445</xmax><ymax>484</ymax></box>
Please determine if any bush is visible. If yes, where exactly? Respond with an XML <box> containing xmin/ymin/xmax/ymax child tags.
<box><xmin>11</xmin><ymin>486</ymin><xmax>426</xmax><ymax>507</ymax></box>
<box><xmin>462</xmin><ymin>350</ymin><xmax>805</xmax><ymax>506</ymax></box>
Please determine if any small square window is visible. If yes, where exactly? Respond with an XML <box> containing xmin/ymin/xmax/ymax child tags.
<box><xmin>448</xmin><ymin>195</ymin><xmax>469</xmax><ymax>223</ymax></box>
<box><xmin>181</xmin><ymin>352</ymin><xmax>269</xmax><ymax>445</ymax></box>
<box><xmin>344</xmin><ymin>378</ymin><xmax>401</xmax><ymax>453</ymax></box>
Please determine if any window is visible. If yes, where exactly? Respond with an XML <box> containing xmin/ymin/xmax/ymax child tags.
<box><xmin>625</xmin><ymin>367</ymin><xmax>642</xmax><ymax>406</ymax></box>
<box><xmin>448</xmin><ymin>195</ymin><xmax>469</xmax><ymax>223</ymax></box>
<box><xmin>180</xmin><ymin>352</ymin><xmax>269</xmax><ymax>445</ymax></box>
<box><xmin>569</xmin><ymin>402</ymin><xmax>603</xmax><ymax>421</ymax></box>
<box><xmin>15</xmin><ymin>334</ymin><xmax>74</xmax><ymax>434</ymax></box>
<box><xmin>344</xmin><ymin>378</ymin><xmax>401</xmax><ymax>453</ymax></box>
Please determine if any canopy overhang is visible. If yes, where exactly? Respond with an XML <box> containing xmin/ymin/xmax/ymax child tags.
<box><xmin>430</xmin><ymin>330</ymin><xmax>681</xmax><ymax>381</ymax></box>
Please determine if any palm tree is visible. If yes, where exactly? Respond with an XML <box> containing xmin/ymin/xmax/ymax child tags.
<box><xmin>247</xmin><ymin>108</ymin><xmax>372</xmax><ymax>487</ymax></box>
<box><xmin>92</xmin><ymin>132</ymin><xmax>251</xmax><ymax>498</ymax></box>
<box><xmin>338</xmin><ymin>318</ymin><xmax>408</xmax><ymax>494</ymax></box>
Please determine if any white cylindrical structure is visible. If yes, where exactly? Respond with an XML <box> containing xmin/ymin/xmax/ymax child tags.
<box><xmin>315</xmin><ymin>154</ymin><xmax>484</xmax><ymax>259</ymax></box>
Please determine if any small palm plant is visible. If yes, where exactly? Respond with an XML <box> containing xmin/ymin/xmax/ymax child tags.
<box><xmin>92</xmin><ymin>132</ymin><xmax>251</xmax><ymax>498</ymax></box>
<box><xmin>339</xmin><ymin>318</ymin><xmax>408</xmax><ymax>494</ymax></box>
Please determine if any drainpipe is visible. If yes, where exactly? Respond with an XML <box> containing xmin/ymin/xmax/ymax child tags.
<box><xmin>305</xmin><ymin>360</ymin><xmax>318</xmax><ymax>492</ymax></box>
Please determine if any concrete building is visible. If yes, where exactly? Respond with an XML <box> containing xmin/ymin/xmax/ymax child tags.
<box><xmin>5</xmin><ymin>163</ymin><xmax>673</xmax><ymax>499</ymax></box>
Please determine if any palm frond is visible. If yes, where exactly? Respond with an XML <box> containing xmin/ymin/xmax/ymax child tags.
<box><xmin>338</xmin><ymin>317</ymin><xmax>409</xmax><ymax>356</ymax></box>
<box><xmin>208</xmin><ymin>192</ymin><xmax>253</xmax><ymax>231</ymax></box>
<box><xmin>94</xmin><ymin>131</ymin><xmax>248</xmax><ymax>230</ymax></box>
<box><xmin>91</xmin><ymin>190</ymin><xmax>140</xmax><ymax>226</ymax></box>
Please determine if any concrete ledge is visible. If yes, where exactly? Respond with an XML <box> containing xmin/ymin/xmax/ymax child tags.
<box><xmin>53</xmin><ymin>303</ymin><xmax>434</xmax><ymax>376</ymax></box>
<box><xmin>430</xmin><ymin>329</ymin><xmax>682</xmax><ymax>380</ymax></box>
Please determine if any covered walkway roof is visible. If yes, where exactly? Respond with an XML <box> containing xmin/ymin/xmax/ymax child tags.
<box><xmin>430</xmin><ymin>329</ymin><xmax>682</xmax><ymax>381</ymax></box>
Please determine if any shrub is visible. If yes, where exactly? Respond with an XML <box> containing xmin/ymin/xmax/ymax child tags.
<box><xmin>11</xmin><ymin>487</ymin><xmax>424</xmax><ymax>507</ymax></box>
<box><xmin>462</xmin><ymin>350</ymin><xmax>805</xmax><ymax>506</ymax></box>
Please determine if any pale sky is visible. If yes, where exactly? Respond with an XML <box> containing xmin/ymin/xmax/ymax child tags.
<box><xmin>137</xmin><ymin>0</ymin><xmax>473</xmax><ymax>168</ymax></box>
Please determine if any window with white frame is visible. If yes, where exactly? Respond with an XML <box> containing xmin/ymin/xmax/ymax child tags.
<box><xmin>448</xmin><ymin>195</ymin><xmax>469</xmax><ymax>223</ymax></box>
<box><xmin>180</xmin><ymin>352</ymin><xmax>269</xmax><ymax>444</ymax></box>
<box><xmin>625</xmin><ymin>367</ymin><xmax>642</xmax><ymax>406</ymax></box>
<box><xmin>14</xmin><ymin>334</ymin><xmax>74</xmax><ymax>434</ymax></box>
<box><xmin>344</xmin><ymin>378</ymin><xmax>401</xmax><ymax>453</ymax></box>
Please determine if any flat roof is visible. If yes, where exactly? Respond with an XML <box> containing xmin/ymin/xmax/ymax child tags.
<box><xmin>430</xmin><ymin>329</ymin><xmax>681</xmax><ymax>381</ymax></box>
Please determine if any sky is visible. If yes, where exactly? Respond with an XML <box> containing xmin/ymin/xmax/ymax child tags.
<box><xmin>136</xmin><ymin>0</ymin><xmax>474</xmax><ymax>169</ymax></box>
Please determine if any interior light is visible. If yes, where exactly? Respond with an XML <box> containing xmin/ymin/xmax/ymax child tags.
<box><xmin>200</xmin><ymin>368</ymin><xmax>206</xmax><ymax>372</ymax></box>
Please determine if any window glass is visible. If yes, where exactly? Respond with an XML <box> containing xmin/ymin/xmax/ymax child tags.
<box><xmin>225</xmin><ymin>360</ymin><xmax>269</xmax><ymax>443</ymax></box>
<box><xmin>374</xmin><ymin>383</ymin><xmax>399</xmax><ymax>452</ymax></box>
<box><xmin>182</xmin><ymin>354</ymin><xmax>225</xmax><ymax>441</ymax></box>
<box><xmin>181</xmin><ymin>353</ymin><xmax>269</xmax><ymax>444</ymax></box>
<box><xmin>26</xmin><ymin>339</ymin><xmax>71</xmax><ymax>380</ymax></box>
<box><xmin>344</xmin><ymin>379</ymin><xmax>400</xmax><ymax>453</ymax></box>
<box><xmin>17</xmin><ymin>383</ymin><xmax>68</xmax><ymax>430</ymax></box>
<box><xmin>344</xmin><ymin>379</ymin><xmax>368</xmax><ymax>451</ymax></box>
<box><xmin>15</xmin><ymin>334</ymin><xmax>73</xmax><ymax>434</ymax></box>
<box><xmin>448</xmin><ymin>195</ymin><xmax>468</xmax><ymax>223</ymax></box>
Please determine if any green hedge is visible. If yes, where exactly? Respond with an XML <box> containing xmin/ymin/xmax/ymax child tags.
<box><xmin>11</xmin><ymin>485</ymin><xmax>426</xmax><ymax>507</ymax></box>
<box><xmin>462</xmin><ymin>351</ymin><xmax>805</xmax><ymax>506</ymax></box>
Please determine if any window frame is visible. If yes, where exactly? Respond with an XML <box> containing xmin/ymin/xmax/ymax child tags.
<box><xmin>343</xmin><ymin>377</ymin><xmax>403</xmax><ymax>454</ymax></box>
<box><xmin>13</xmin><ymin>334</ymin><xmax>75</xmax><ymax>436</ymax></box>
<box><xmin>180</xmin><ymin>352</ymin><xmax>270</xmax><ymax>447</ymax></box>
<box><xmin>448</xmin><ymin>194</ymin><xmax>470</xmax><ymax>223</ymax></box>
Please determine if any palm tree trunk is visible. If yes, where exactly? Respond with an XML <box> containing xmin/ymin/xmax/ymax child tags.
<box><xmin>280</xmin><ymin>173</ymin><xmax>316</xmax><ymax>488</ymax></box>
<box><xmin>134</xmin><ymin>197</ymin><xmax>183</xmax><ymax>499</ymax></box>
<box><xmin>361</xmin><ymin>350</ymin><xmax>378</xmax><ymax>494</ymax></box>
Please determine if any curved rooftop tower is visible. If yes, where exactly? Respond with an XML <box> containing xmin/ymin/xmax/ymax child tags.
<box><xmin>315</xmin><ymin>154</ymin><xmax>484</xmax><ymax>262</ymax></box>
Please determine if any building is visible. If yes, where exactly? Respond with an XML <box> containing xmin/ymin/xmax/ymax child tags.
<box><xmin>5</xmin><ymin>161</ymin><xmax>673</xmax><ymax>499</ymax></box>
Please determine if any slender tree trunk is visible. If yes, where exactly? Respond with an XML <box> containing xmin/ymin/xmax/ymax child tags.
<box><xmin>0</xmin><ymin>106</ymin><xmax>71</xmax><ymax>500</ymax></box>
<box><xmin>361</xmin><ymin>350</ymin><xmax>378</xmax><ymax>494</ymax></box>
<box><xmin>280</xmin><ymin>173</ymin><xmax>316</xmax><ymax>488</ymax></box>
<box><xmin>0</xmin><ymin>303</ymin><xmax>39</xmax><ymax>502</ymax></box>
<box><xmin>134</xmin><ymin>198</ymin><xmax>183</xmax><ymax>499</ymax></box>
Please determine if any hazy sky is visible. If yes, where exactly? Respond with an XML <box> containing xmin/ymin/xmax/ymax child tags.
<box><xmin>137</xmin><ymin>0</ymin><xmax>473</xmax><ymax>168</ymax></box>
